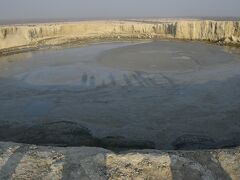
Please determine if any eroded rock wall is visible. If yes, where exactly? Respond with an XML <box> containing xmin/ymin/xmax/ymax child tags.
<box><xmin>0</xmin><ymin>20</ymin><xmax>240</xmax><ymax>51</ymax></box>
<box><xmin>175</xmin><ymin>21</ymin><xmax>240</xmax><ymax>41</ymax></box>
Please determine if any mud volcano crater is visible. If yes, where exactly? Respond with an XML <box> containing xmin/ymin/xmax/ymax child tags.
<box><xmin>0</xmin><ymin>40</ymin><xmax>240</xmax><ymax>150</ymax></box>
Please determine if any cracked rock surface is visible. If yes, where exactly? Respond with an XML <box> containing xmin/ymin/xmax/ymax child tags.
<box><xmin>0</xmin><ymin>142</ymin><xmax>240</xmax><ymax>179</ymax></box>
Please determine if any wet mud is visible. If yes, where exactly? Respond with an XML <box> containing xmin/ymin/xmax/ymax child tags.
<box><xmin>0</xmin><ymin>41</ymin><xmax>240</xmax><ymax>150</ymax></box>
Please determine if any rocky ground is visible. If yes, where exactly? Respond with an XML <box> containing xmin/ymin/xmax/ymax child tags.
<box><xmin>0</xmin><ymin>142</ymin><xmax>239</xmax><ymax>179</ymax></box>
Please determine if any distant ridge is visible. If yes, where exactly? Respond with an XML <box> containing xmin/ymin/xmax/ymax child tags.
<box><xmin>0</xmin><ymin>16</ymin><xmax>239</xmax><ymax>25</ymax></box>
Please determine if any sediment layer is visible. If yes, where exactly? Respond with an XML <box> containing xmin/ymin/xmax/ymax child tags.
<box><xmin>0</xmin><ymin>20</ymin><xmax>240</xmax><ymax>54</ymax></box>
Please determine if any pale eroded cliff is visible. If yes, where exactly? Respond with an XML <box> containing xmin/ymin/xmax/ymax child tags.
<box><xmin>0</xmin><ymin>20</ymin><xmax>240</xmax><ymax>53</ymax></box>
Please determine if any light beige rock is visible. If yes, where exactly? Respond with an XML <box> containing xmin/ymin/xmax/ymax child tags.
<box><xmin>0</xmin><ymin>20</ymin><xmax>239</xmax><ymax>52</ymax></box>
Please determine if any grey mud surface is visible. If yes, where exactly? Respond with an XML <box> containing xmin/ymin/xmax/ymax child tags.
<box><xmin>0</xmin><ymin>40</ymin><xmax>240</xmax><ymax>150</ymax></box>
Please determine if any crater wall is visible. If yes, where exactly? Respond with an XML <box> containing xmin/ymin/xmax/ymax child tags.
<box><xmin>0</xmin><ymin>20</ymin><xmax>240</xmax><ymax>52</ymax></box>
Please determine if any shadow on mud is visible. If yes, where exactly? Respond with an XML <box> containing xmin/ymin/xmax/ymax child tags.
<box><xmin>0</xmin><ymin>121</ymin><xmax>155</xmax><ymax>150</ymax></box>
<box><xmin>1</xmin><ymin>119</ymin><xmax>240</xmax><ymax>151</ymax></box>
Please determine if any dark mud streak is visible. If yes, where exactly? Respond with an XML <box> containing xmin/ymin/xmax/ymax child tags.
<box><xmin>61</xmin><ymin>152</ymin><xmax>91</xmax><ymax>180</ymax></box>
<box><xmin>132</xmin><ymin>73</ymin><xmax>146</xmax><ymax>87</ymax></box>
<box><xmin>62</xmin><ymin>163</ymin><xmax>90</xmax><ymax>180</ymax></box>
<box><xmin>0</xmin><ymin>120</ymin><xmax>155</xmax><ymax>150</ymax></box>
<box><xmin>142</xmin><ymin>73</ymin><xmax>158</xmax><ymax>86</ymax></box>
<box><xmin>170</xmin><ymin>152</ymin><xmax>232</xmax><ymax>180</ymax></box>
<box><xmin>89</xmin><ymin>76</ymin><xmax>96</xmax><ymax>87</ymax></box>
<box><xmin>45</xmin><ymin>121</ymin><xmax>78</xmax><ymax>125</ymax></box>
<box><xmin>172</xmin><ymin>134</ymin><xmax>216</xmax><ymax>150</ymax></box>
<box><xmin>0</xmin><ymin>146</ymin><xmax>29</xmax><ymax>179</ymax></box>
<box><xmin>81</xmin><ymin>73</ymin><xmax>88</xmax><ymax>86</ymax></box>
<box><xmin>135</xmin><ymin>71</ymin><xmax>154</xmax><ymax>86</ymax></box>
<box><xmin>158</xmin><ymin>73</ymin><xmax>175</xmax><ymax>87</ymax></box>
<box><xmin>109</xmin><ymin>73</ymin><xmax>116</xmax><ymax>86</ymax></box>
<box><xmin>123</xmin><ymin>74</ymin><xmax>132</xmax><ymax>86</ymax></box>
<box><xmin>62</xmin><ymin>150</ymin><xmax>108</xmax><ymax>180</ymax></box>
<box><xmin>190</xmin><ymin>56</ymin><xmax>202</xmax><ymax>71</ymax></box>
<box><xmin>101</xmin><ymin>80</ymin><xmax>107</xmax><ymax>88</ymax></box>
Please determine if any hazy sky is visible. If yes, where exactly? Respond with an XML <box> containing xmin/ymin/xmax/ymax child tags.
<box><xmin>0</xmin><ymin>0</ymin><xmax>239</xmax><ymax>20</ymax></box>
